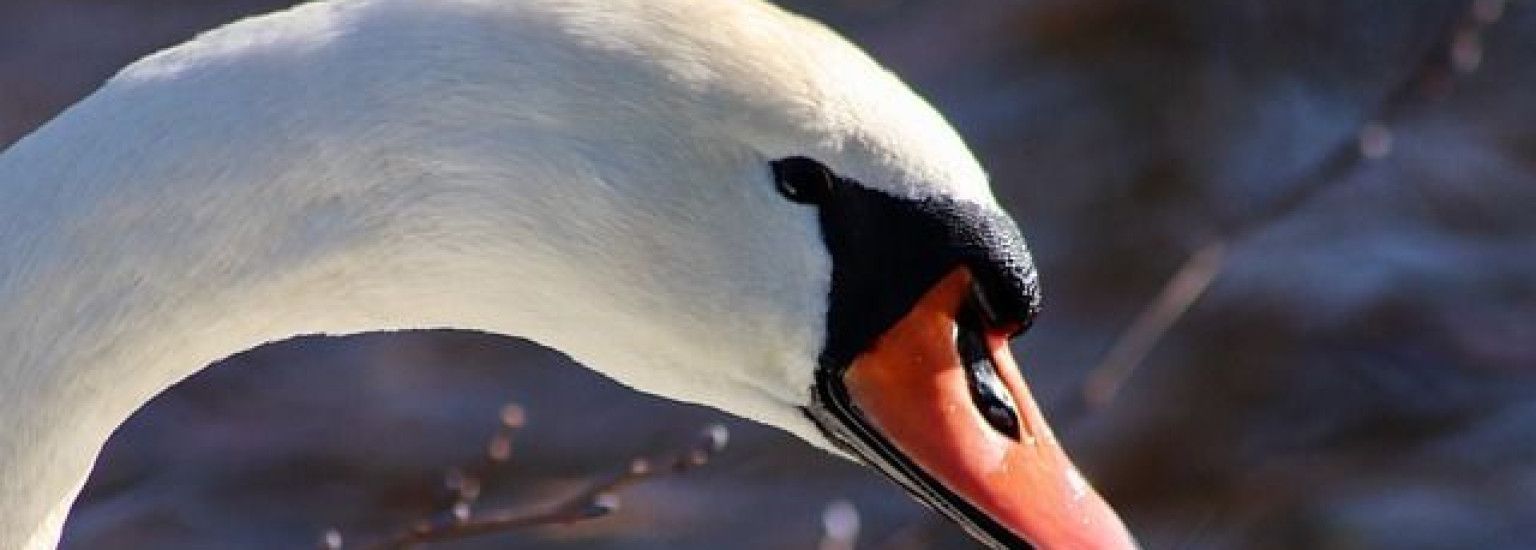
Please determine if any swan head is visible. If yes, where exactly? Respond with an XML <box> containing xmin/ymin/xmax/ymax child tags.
<box><xmin>94</xmin><ymin>1</ymin><xmax>1136</xmax><ymax>547</ymax></box>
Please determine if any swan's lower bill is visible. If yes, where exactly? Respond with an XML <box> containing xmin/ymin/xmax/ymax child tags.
<box><xmin>811</xmin><ymin>269</ymin><xmax>1137</xmax><ymax>550</ymax></box>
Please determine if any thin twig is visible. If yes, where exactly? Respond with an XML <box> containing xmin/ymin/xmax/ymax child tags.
<box><xmin>1079</xmin><ymin>0</ymin><xmax>1504</xmax><ymax>409</ymax></box>
<box><xmin>1084</xmin><ymin>242</ymin><xmax>1226</xmax><ymax>408</ymax></box>
<box><xmin>326</xmin><ymin>422</ymin><xmax>729</xmax><ymax>550</ymax></box>
<box><xmin>368</xmin><ymin>424</ymin><xmax>728</xmax><ymax>550</ymax></box>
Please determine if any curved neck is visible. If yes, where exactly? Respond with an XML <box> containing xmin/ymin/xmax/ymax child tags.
<box><xmin>0</xmin><ymin>99</ymin><xmax>500</xmax><ymax>548</ymax></box>
<box><xmin>0</xmin><ymin>78</ymin><xmax>809</xmax><ymax>550</ymax></box>
<box><xmin>0</xmin><ymin>4</ymin><xmax>838</xmax><ymax>546</ymax></box>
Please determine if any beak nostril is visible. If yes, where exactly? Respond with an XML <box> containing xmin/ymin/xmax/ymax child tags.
<box><xmin>957</xmin><ymin>300</ymin><xmax>1022</xmax><ymax>441</ymax></box>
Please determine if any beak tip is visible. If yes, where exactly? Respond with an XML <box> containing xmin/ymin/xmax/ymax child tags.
<box><xmin>834</xmin><ymin>267</ymin><xmax>1139</xmax><ymax>550</ymax></box>
<box><xmin>987</xmin><ymin>463</ymin><xmax>1137</xmax><ymax>550</ymax></box>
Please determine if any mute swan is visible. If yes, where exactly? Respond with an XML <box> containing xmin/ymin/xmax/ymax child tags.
<box><xmin>0</xmin><ymin>1</ymin><xmax>1136</xmax><ymax>548</ymax></box>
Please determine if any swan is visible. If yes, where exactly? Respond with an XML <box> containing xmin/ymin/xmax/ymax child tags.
<box><xmin>0</xmin><ymin>1</ymin><xmax>1136</xmax><ymax>548</ymax></box>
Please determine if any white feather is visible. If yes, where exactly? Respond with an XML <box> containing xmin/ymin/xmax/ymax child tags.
<box><xmin>0</xmin><ymin>1</ymin><xmax>993</xmax><ymax>548</ymax></box>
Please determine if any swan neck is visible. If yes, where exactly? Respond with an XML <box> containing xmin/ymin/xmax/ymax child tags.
<box><xmin>0</xmin><ymin>2</ymin><xmax>833</xmax><ymax>544</ymax></box>
<box><xmin>0</xmin><ymin>84</ymin><xmax>518</xmax><ymax>546</ymax></box>
<box><xmin>0</xmin><ymin>134</ymin><xmax>393</xmax><ymax>549</ymax></box>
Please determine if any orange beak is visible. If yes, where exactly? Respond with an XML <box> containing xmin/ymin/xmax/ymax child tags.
<box><xmin>835</xmin><ymin>267</ymin><xmax>1136</xmax><ymax>549</ymax></box>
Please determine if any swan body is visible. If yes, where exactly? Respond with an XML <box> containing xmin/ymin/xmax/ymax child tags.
<box><xmin>0</xmin><ymin>1</ymin><xmax>1133</xmax><ymax>548</ymax></box>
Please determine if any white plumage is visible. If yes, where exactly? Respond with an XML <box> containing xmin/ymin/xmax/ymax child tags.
<box><xmin>0</xmin><ymin>1</ymin><xmax>997</xmax><ymax>548</ymax></box>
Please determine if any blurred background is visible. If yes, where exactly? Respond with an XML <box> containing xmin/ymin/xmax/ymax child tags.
<box><xmin>4</xmin><ymin>0</ymin><xmax>1534</xmax><ymax>548</ymax></box>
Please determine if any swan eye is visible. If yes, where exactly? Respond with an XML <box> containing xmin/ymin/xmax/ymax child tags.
<box><xmin>770</xmin><ymin>156</ymin><xmax>836</xmax><ymax>204</ymax></box>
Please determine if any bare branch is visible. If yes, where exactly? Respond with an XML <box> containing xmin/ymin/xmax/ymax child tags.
<box><xmin>1084</xmin><ymin>241</ymin><xmax>1227</xmax><ymax>408</ymax></box>
<box><xmin>326</xmin><ymin>418</ymin><xmax>730</xmax><ymax>550</ymax></box>
<box><xmin>1079</xmin><ymin>0</ymin><xmax>1505</xmax><ymax>410</ymax></box>
<box><xmin>368</xmin><ymin>424</ymin><xmax>728</xmax><ymax>550</ymax></box>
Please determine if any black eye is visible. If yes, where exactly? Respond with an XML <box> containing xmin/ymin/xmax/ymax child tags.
<box><xmin>770</xmin><ymin>156</ymin><xmax>836</xmax><ymax>204</ymax></box>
